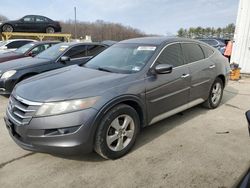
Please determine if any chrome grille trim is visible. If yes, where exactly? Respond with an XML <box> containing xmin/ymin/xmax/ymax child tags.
<box><xmin>14</xmin><ymin>104</ymin><xmax>36</xmax><ymax>112</ymax></box>
<box><xmin>7</xmin><ymin>95</ymin><xmax>42</xmax><ymax>126</ymax></box>
<box><xmin>7</xmin><ymin>108</ymin><xmax>25</xmax><ymax>126</ymax></box>
<box><xmin>13</xmin><ymin>111</ymin><xmax>32</xmax><ymax>119</ymax></box>
<box><xmin>15</xmin><ymin>95</ymin><xmax>43</xmax><ymax>106</ymax></box>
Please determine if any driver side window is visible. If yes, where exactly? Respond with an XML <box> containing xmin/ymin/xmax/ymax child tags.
<box><xmin>23</xmin><ymin>16</ymin><xmax>35</xmax><ymax>22</ymax></box>
<box><xmin>64</xmin><ymin>45</ymin><xmax>87</xmax><ymax>59</ymax></box>
<box><xmin>157</xmin><ymin>43</ymin><xmax>184</xmax><ymax>67</ymax></box>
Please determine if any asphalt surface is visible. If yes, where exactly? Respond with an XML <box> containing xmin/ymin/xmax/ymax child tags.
<box><xmin>0</xmin><ymin>79</ymin><xmax>250</xmax><ymax>188</ymax></box>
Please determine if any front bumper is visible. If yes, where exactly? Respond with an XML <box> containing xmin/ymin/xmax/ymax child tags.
<box><xmin>5</xmin><ymin>108</ymin><xmax>99</xmax><ymax>155</ymax></box>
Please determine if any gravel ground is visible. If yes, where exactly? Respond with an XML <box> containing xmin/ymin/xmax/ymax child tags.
<box><xmin>0</xmin><ymin>79</ymin><xmax>250</xmax><ymax>188</ymax></box>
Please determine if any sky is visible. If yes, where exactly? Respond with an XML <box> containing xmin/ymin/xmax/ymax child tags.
<box><xmin>0</xmin><ymin>0</ymin><xmax>239</xmax><ymax>35</ymax></box>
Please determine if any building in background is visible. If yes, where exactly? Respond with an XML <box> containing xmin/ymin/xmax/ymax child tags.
<box><xmin>231</xmin><ymin>0</ymin><xmax>250</xmax><ymax>73</ymax></box>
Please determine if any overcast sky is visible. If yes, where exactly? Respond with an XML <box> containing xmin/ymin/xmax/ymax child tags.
<box><xmin>0</xmin><ymin>0</ymin><xmax>239</xmax><ymax>35</ymax></box>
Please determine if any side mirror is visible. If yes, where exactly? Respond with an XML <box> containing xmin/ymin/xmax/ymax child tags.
<box><xmin>60</xmin><ymin>56</ymin><xmax>70</xmax><ymax>63</ymax></box>
<box><xmin>28</xmin><ymin>51</ymin><xmax>35</xmax><ymax>57</ymax></box>
<box><xmin>155</xmin><ymin>64</ymin><xmax>173</xmax><ymax>74</ymax></box>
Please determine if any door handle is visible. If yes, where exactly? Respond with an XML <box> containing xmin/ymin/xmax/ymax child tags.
<box><xmin>181</xmin><ymin>74</ymin><xmax>190</xmax><ymax>78</ymax></box>
<box><xmin>209</xmin><ymin>65</ymin><xmax>215</xmax><ymax>69</ymax></box>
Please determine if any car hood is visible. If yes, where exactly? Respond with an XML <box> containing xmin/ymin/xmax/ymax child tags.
<box><xmin>0</xmin><ymin>57</ymin><xmax>50</xmax><ymax>72</ymax></box>
<box><xmin>0</xmin><ymin>51</ymin><xmax>23</xmax><ymax>63</ymax></box>
<box><xmin>14</xmin><ymin>65</ymin><xmax>130</xmax><ymax>102</ymax></box>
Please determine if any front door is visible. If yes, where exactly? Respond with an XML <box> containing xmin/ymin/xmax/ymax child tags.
<box><xmin>146</xmin><ymin>43</ymin><xmax>190</xmax><ymax>124</ymax></box>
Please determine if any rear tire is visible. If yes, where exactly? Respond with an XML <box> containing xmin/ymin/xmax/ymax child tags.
<box><xmin>46</xmin><ymin>27</ymin><xmax>55</xmax><ymax>33</ymax></box>
<box><xmin>2</xmin><ymin>24</ymin><xmax>13</xmax><ymax>32</ymax></box>
<box><xmin>203</xmin><ymin>78</ymin><xmax>224</xmax><ymax>109</ymax></box>
<box><xmin>94</xmin><ymin>104</ymin><xmax>140</xmax><ymax>159</ymax></box>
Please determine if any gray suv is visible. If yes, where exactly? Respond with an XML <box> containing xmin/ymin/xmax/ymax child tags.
<box><xmin>4</xmin><ymin>37</ymin><xmax>230</xmax><ymax>159</ymax></box>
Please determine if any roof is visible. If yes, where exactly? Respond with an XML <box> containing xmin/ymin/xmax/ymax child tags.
<box><xmin>30</xmin><ymin>41</ymin><xmax>60</xmax><ymax>45</ymax></box>
<box><xmin>119</xmin><ymin>37</ymin><xmax>201</xmax><ymax>45</ymax></box>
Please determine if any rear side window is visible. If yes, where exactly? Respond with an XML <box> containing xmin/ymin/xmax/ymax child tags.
<box><xmin>181</xmin><ymin>43</ymin><xmax>204</xmax><ymax>64</ymax></box>
<box><xmin>87</xmin><ymin>45</ymin><xmax>105</xmax><ymax>56</ymax></box>
<box><xmin>64</xmin><ymin>45</ymin><xmax>87</xmax><ymax>58</ymax></box>
<box><xmin>6</xmin><ymin>41</ymin><xmax>32</xmax><ymax>49</ymax></box>
<box><xmin>157</xmin><ymin>43</ymin><xmax>184</xmax><ymax>67</ymax></box>
<box><xmin>200</xmin><ymin>45</ymin><xmax>214</xmax><ymax>58</ymax></box>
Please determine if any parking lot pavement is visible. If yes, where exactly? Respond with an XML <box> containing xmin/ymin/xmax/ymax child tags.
<box><xmin>0</xmin><ymin>79</ymin><xmax>250</xmax><ymax>188</ymax></box>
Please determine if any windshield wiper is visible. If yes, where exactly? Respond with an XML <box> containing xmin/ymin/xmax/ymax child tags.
<box><xmin>97</xmin><ymin>67</ymin><xmax>113</xmax><ymax>73</ymax></box>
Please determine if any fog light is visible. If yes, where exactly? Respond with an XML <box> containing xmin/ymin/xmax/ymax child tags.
<box><xmin>44</xmin><ymin>126</ymin><xmax>80</xmax><ymax>136</ymax></box>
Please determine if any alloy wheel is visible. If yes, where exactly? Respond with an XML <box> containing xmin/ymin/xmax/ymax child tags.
<box><xmin>211</xmin><ymin>82</ymin><xmax>222</xmax><ymax>105</ymax></box>
<box><xmin>106</xmin><ymin>114</ymin><xmax>135</xmax><ymax>152</ymax></box>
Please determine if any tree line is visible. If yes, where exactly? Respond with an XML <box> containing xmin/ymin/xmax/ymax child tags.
<box><xmin>0</xmin><ymin>14</ymin><xmax>147</xmax><ymax>41</ymax></box>
<box><xmin>61</xmin><ymin>19</ymin><xmax>147</xmax><ymax>41</ymax></box>
<box><xmin>177</xmin><ymin>24</ymin><xmax>235</xmax><ymax>39</ymax></box>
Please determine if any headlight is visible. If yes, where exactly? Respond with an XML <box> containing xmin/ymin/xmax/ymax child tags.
<box><xmin>36</xmin><ymin>96</ymin><xmax>99</xmax><ymax>116</ymax></box>
<box><xmin>1</xmin><ymin>70</ymin><xmax>16</xmax><ymax>79</ymax></box>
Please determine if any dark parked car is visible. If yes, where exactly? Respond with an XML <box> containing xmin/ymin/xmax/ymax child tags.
<box><xmin>0</xmin><ymin>15</ymin><xmax>61</xmax><ymax>33</ymax></box>
<box><xmin>0</xmin><ymin>41</ymin><xmax>59</xmax><ymax>63</ymax></box>
<box><xmin>198</xmin><ymin>38</ymin><xmax>228</xmax><ymax>54</ymax></box>
<box><xmin>4</xmin><ymin>37</ymin><xmax>230</xmax><ymax>159</ymax></box>
<box><xmin>0</xmin><ymin>42</ymin><xmax>109</xmax><ymax>94</ymax></box>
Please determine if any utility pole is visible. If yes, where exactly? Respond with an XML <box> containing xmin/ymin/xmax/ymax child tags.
<box><xmin>74</xmin><ymin>6</ymin><xmax>77</xmax><ymax>39</ymax></box>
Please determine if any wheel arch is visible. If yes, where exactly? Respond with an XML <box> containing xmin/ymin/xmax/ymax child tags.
<box><xmin>217</xmin><ymin>74</ymin><xmax>226</xmax><ymax>88</ymax></box>
<box><xmin>101</xmin><ymin>95</ymin><xmax>147</xmax><ymax>128</ymax></box>
<box><xmin>18</xmin><ymin>72</ymin><xmax>38</xmax><ymax>83</ymax></box>
<box><xmin>89</xmin><ymin>95</ymin><xmax>147</xmax><ymax>149</ymax></box>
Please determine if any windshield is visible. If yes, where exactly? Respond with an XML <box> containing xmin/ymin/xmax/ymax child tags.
<box><xmin>36</xmin><ymin>43</ymin><xmax>70</xmax><ymax>60</ymax></box>
<box><xmin>15</xmin><ymin>43</ymin><xmax>35</xmax><ymax>54</ymax></box>
<box><xmin>84</xmin><ymin>43</ymin><xmax>157</xmax><ymax>74</ymax></box>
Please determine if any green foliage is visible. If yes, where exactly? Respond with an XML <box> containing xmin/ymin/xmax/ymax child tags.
<box><xmin>177</xmin><ymin>24</ymin><xmax>235</xmax><ymax>39</ymax></box>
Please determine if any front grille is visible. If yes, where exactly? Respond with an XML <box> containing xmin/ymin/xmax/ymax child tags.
<box><xmin>7</xmin><ymin>95</ymin><xmax>42</xmax><ymax>126</ymax></box>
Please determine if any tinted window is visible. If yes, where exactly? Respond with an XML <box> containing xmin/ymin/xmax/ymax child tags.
<box><xmin>157</xmin><ymin>43</ymin><xmax>184</xmax><ymax>67</ymax></box>
<box><xmin>23</xmin><ymin>16</ymin><xmax>35</xmax><ymax>22</ymax></box>
<box><xmin>36</xmin><ymin>16</ymin><xmax>48</xmax><ymax>22</ymax></box>
<box><xmin>182</xmin><ymin>43</ymin><xmax>204</xmax><ymax>64</ymax></box>
<box><xmin>6</xmin><ymin>41</ymin><xmax>32</xmax><ymax>49</ymax></box>
<box><xmin>200</xmin><ymin>45</ymin><xmax>214</xmax><ymax>58</ymax></box>
<box><xmin>64</xmin><ymin>45</ymin><xmax>87</xmax><ymax>58</ymax></box>
<box><xmin>87</xmin><ymin>45</ymin><xmax>105</xmax><ymax>56</ymax></box>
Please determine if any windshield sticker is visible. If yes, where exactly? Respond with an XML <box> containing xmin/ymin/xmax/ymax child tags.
<box><xmin>137</xmin><ymin>46</ymin><xmax>156</xmax><ymax>51</ymax></box>
<box><xmin>132</xmin><ymin>66</ymin><xmax>141</xmax><ymax>71</ymax></box>
<box><xmin>59</xmin><ymin>46</ymin><xmax>69</xmax><ymax>51</ymax></box>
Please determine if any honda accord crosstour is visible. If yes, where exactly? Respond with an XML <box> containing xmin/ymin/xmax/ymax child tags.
<box><xmin>5</xmin><ymin>37</ymin><xmax>230</xmax><ymax>159</ymax></box>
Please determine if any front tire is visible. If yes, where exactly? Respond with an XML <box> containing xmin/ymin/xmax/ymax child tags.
<box><xmin>94</xmin><ymin>104</ymin><xmax>140</xmax><ymax>159</ymax></box>
<box><xmin>203</xmin><ymin>78</ymin><xmax>224</xmax><ymax>109</ymax></box>
<box><xmin>2</xmin><ymin>24</ymin><xmax>13</xmax><ymax>32</ymax></box>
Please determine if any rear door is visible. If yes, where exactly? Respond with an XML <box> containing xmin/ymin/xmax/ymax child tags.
<box><xmin>181</xmin><ymin>43</ymin><xmax>215</xmax><ymax>102</ymax></box>
<box><xmin>146</xmin><ymin>43</ymin><xmax>190</xmax><ymax>124</ymax></box>
<box><xmin>35</xmin><ymin>16</ymin><xmax>48</xmax><ymax>32</ymax></box>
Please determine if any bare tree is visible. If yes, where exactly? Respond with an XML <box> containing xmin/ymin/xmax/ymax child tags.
<box><xmin>0</xmin><ymin>14</ymin><xmax>8</xmax><ymax>22</ymax></box>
